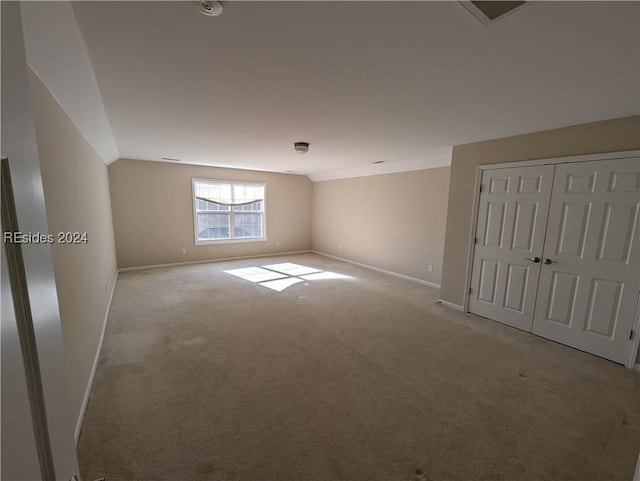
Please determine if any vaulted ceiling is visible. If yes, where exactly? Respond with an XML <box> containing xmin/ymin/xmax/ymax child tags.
<box><xmin>22</xmin><ymin>1</ymin><xmax>640</xmax><ymax>181</ymax></box>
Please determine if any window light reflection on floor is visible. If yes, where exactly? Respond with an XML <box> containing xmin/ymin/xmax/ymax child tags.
<box><xmin>300</xmin><ymin>271</ymin><xmax>351</xmax><ymax>281</ymax></box>
<box><xmin>224</xmin><ymin>267</ymin><xmax>287</xmax><ymax>283</ymax></box>
<box><xmin>224</xmin><ymin>263</ymin><xmax>351</xmax><ymax>292</ymax></box>
<box><xmin>261</xmin><ymin>263</ymin><xmax>321</xmax><ymax>276</ymax></box>
<box><xmin>260</xmin><ymin>277</ymin><xmax>304</xmax><ymax>292</ymax></box>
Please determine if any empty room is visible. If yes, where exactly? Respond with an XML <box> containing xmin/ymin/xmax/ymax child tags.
<box><xmin>2</xmin><ymin>1</ymin><xmax>639</xmax><ymax>480</ymax></box>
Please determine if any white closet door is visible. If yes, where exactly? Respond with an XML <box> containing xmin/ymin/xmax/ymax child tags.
<box><xmin>469</xmin><ymin>165</ymin><xmax>555</xmax><ymax>331</ymax></box>
<box><xmin>532</xmin><ymin>157</ymin><xmax>640</xmax><ymax>363</ymax></box>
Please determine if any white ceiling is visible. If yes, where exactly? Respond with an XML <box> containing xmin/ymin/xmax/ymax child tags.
<box><xmin>35</xmin><ymin>2</ymin><xmax>640</xmax><ymax>181</ymax></box>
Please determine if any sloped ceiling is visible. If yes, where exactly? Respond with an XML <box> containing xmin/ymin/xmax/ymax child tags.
<box><xmin>21</xmin><ymin>1</ymin><xmax>120</xmax><ymax>164</ymax></box>
<box><xmin>24</xmin><ymin>1</ymin><xmax>640</xmax><ymax>181</ymax></box>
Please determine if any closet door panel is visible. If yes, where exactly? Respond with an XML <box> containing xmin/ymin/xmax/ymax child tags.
<box><xmin>468</xmin><ymin>165</ymin><xmax>555</xmax><ymax>331</ymax></box>
<box><xmin>532</xmin><ymin>157</ymin><xmax>640</xmax><ymax>363</ymax></box>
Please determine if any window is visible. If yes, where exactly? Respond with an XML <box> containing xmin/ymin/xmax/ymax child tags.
<box><xmin>192</xmin><ymin>179</ymin><xmax>266</xmax><ymax>244</ymax></box>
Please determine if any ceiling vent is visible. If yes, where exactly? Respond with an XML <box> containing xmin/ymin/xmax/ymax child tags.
<box><xmin>460</xmin><ymin>1</ymin><xmax>529</xmax><ymax>26</ymax></box>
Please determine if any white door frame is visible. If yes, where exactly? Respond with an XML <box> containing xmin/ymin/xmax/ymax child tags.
<box><xmin>463</xmin><ymin>149</ymin><xmax>640</xmax><ymax>369</ymax></box>
<box><xmin>2</xmin><ymin>2</ymin><xmax>81</xmax><ymax>477</ymax></box>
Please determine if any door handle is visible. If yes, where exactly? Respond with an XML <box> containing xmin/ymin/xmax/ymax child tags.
<box><xmin>525</xmin><ymin>257</ymin><xmax>540</xmax><ymax>263</ymax></box>
<box><xmin>543</xmin><ymin>258</ymin><xmax>557</xmax><ymax>265</ymax></box>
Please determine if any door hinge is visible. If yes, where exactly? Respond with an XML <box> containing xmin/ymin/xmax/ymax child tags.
<box><xmin>630</xmin><ymin>330</ymin><xmax>635</xmax><ymax>340</ymax></box>
<box><xmin>479</xmin><ymin>184</ymin><xmax>484</xmax><ymax>193</ymax></box>
<box><xmin>469</xmin><ymin>287</ymin><xmax>473</xmax><ymax>294</ymax></box>
<box><xmin>474</xmin><ymin>237</ymin><xmax>478</xmax><ymax>244</ymax></box>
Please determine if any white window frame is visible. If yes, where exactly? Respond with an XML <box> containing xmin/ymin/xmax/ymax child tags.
<box><xmin>192</xmin><ymin>178</ymin><xmax>267</xmax><ymax>245</ymax></box>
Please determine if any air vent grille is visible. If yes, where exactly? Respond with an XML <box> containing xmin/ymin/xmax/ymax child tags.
<box><xmin>460</xmin><ymin>1</ymin><xmax>529</xmax><ymax>26</ymax></box>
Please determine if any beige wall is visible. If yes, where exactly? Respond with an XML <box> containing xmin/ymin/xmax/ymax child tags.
<box><xmin>440</xmin><ymin>116</ymin><xmax>640</xmax><ymax>308</ymax></box>
<box><xmin>312</xmin><ymin>167</ymin><xmax>450</xmax><ymax>285</ymax></box>
<box><xmin>109</xmin><ymin>159</ymin><xmax>312</xmax><ymax>268</ymax></box>
<box><xmin>28</xmin><ymin>70</ymin><xmax>118</xmax><ymax>430</ymax></box>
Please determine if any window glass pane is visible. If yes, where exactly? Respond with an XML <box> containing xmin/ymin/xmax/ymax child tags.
<box><xmin>197</xmin><ymin>213</ymin><xmax>230</xmax><ymax>240</ymax></box>
<box><xmin>194</xmin><ymin>180</ymin><xmax>265</xmax><ymax>242</ymax></box>
<box><xmin>232</xmin><ymin>184</ymin><xmax>264</xmax><ymax>205</ymax></box>
<box><xmin>234</xmin><ymin>213</ymin><xmax>263</xmax><ymax>238</ymax></box>
<box><xmin>232</xmin><ymin>200</ymin><xmax>263</xmax><ymax>212</ymax></box>
<box><xmin>195</xmin><ymin>181</ymin><xmax>233</xmax><ymax>205</ymax></box>
<box><xmin>198</xmin><ymin>198</ymin><xmax>229</xmax><ymax>211</ymax></box>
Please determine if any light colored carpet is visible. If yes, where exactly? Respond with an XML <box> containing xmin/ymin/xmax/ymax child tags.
<box><xmin>78</xmin><ymin>253</ymin><xmax>640</xmax><ymax>481</ymax></box>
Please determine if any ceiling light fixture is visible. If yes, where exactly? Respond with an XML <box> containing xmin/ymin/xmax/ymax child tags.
<box><xmin>294</xmin><ymin>142</ymin><xmax>310</xmax><ymax>154</ymax></box>
<box><xmin>195</xmin><ymin>0</ymin><xmax>223</xmax><ymax>17</ymax></box>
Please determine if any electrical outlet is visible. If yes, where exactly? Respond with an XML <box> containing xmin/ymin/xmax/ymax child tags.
<box><xmin>181</xmin><ymin>248</ymin><xmax>186</xmax><ymax>255</ymax></box>
<box><xmin>427</xmin><ymin>265</ymin><xmax>433</xmax><ymax>272</ymax></box>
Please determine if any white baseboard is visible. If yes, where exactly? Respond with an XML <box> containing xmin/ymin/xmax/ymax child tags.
<box><xmin>312</xmin><ymin>250</ymin><xmax>441</xmax><ymax>289</ymax></box>
<box><xmin>437</xmin><ymin>299</ymin><xmax>465</xmax><ymax>311</ymax></box>
<box><xmin>118</xmin><ymin>250</ymin><xmax>312</xmax><ymax>272</ymax></box>
<box><xmin>74</xmin><ymin>272</ymin><xmax>118</xmax><ymax>445</ymax></box>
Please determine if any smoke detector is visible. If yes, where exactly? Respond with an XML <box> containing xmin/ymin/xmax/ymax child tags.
<box><xmin>195</xmin><ymin>0</ymin><xmax>223</xmax><ymax>17</ymax></box>
<box><xmin>294</xmin><ymin>142</ymin><xmax>310</xmax><ymax>154</ymax></box>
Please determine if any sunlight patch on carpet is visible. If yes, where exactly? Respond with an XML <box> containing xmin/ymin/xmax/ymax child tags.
<box><xmin>260</xmin><ymin>277</ymin><xmax>305</xmax><ymax>292</ymax></box>
<box><xmin>262</xmin><ymin>263</ymin><xmax>321</xmax><ymax>276</ymax></box>
<box><xmin>224</xmin><ymin>267</ymin><xmax>287</xmax><ymax>283</ymax></box>
<box><xmin>301</xmin><ymin>271</ymin><xmax>350</xmax><ymax>280</ymax></box>
<box><xmin>224</xmin><ymin>263</ymin><xmax>352</xmax><ymax>292</ymax></box>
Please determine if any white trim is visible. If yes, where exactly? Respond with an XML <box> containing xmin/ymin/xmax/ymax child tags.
<box><xmin>626</xmin><ymin>294</ymin><xmax>640</xmax><ymax>369</ymax></box>
<box><xmin>74</xmin><ymin>272</ymin><xmax>118</xmax><ymax>444</ymax></box>
<box><xmin>464</xmin><ymin>150</ymin><xmax>640</xmax><ymax>311</ymax></box>
<box><xmin>437</xmin><ymin>299</ymin><xmax>465</xmax><ymax>311</ymax></box>
<box><xmin>118</xmin><ymin>250</ymin><xmax>312</xmax><ymax>273</ymax></box>
<box><xmin>465</xmin><ymin>150</ymin><xmax>640</xmax><ymax>369</ymax></box>
<box><xmin>193</xmin><ymin>237</ymin><xmax>268</xmax><ymax>247</ymax></box>
<box><xmin>312</xmin><ymin>250</ymin><xmax>441</xmax><ymax>289</ymax></box>
<box><xmin>463</xmin><ymin>165</ymin><xmax>484</xmax><ymax>312</ymax></box>
<box><xmin>479</xmin><ymin>150</ymin><xmax>639</xmax><ymax>172</ymax></box>
<box><xmin>192</xmin><ymin>177</ymin><xmax>267</xmax><ymax>246</ymax></box>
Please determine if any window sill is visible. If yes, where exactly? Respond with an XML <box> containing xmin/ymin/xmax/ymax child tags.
<box><xmin>195</xmin><ymin>237</ymin><xmax>268</xmax><ymax>247</ymax></box>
